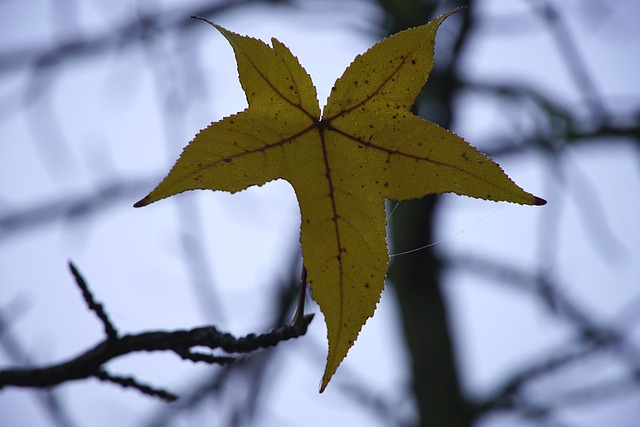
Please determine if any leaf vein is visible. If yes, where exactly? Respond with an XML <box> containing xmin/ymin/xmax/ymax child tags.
<box><xmin>324</xmin><ymin>45</ymin><xmax>422</xmax><ymax>122</ymax></box>
<box><xmin>328</xmin><ymin>126</ymin><xmax>512</xmax><ymax>194</ymax></box>
<box><xmin>239</xmin><ymin>50</ymin><xmax>317</xmax><ymax>122</ymax></box>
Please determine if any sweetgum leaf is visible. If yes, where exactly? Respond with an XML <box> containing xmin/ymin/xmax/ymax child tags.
<box><xmin>135</xmin><ymin>9</ymin><xmax>546</xmax><ymax>392</ymax></box>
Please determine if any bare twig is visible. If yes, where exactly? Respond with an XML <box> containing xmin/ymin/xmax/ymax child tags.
<box><xmin>68</xmin><ymin>261</ymin><xmax>118</xmax><ymax>341</ymax></box>
<box><xmin>0</xmin><ymin>264</ymin><xmax>313</xmax><ymax>401</ymax></box>
<box><xmin>293</xmin><ymin>267</ymin><xmax>309</xmax><ymax>329</ymax></box>
<box><xmin>0</xmin><ymin>316</ymin><xmax>313</xmax><ymax>391</ymax></box>
<box><xmin>140</xmin><ymin>251</ymin><xmax>305</xmax><ymax>426</ymax></box>
<box><xmin>175</xmin><ymin>349</ymin><xmax>236</xmax><ymax>365</ymax></box>
<box><xmin>94</xmin><ymin>369</ymin><xmax>178</xmax><ymax>402</ymax></box>
<box><xmin>0</xmin><ymin>309</ymin><xmax>79</xmax><ymax>427</ymax></box>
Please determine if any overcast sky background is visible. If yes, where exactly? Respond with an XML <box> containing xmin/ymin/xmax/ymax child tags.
<box><xmin>1</xmin><ymin>0</ymin><xmax>640</xmax><ymax>426</ymax></box>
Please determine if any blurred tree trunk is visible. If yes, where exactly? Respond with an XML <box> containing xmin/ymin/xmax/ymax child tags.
<box><xmin>379</xmin><ymin>1</ymin><xmax>474</xmax><ymax>426</ymax></box>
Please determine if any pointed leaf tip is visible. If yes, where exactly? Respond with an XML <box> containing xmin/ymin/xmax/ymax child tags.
<box><xmin>133</xmin><ymin>197</ymin><xmax>148</xmax><ymax>208</ymax></box>
<box><xmin>534</xmin><ymin>196</ymin><xmax>547</xmax><ymax>206</ymax></box>
<box><xmin>191</xmin><ymin>15</ymin><xmax>214</xmax><ymax>26</ymax></box>
<box><xmin>319</xmin><ymin>369</ymin><xmax>333</xmax><ymax>394</ymax></box>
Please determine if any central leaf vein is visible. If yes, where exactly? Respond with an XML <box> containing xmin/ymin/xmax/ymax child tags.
<box><xmin>318</xmin><ymin>126</ymin><xmax>346</xmax><ymax>363</ymax></box>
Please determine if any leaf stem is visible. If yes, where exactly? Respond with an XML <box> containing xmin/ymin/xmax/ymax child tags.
<box><xmin>293</xmin><ymin>267</ymin><xmax>308</xmax><ymax>331</ymax></box>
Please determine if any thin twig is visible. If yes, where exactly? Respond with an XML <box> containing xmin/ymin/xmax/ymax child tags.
<box><xmin>0</xmin><ymin>315</ymin><xmax>313</xmax><ymax>391</ymax></box>
<box><xmin>0</xmin><ymin>310</ymin><xmax>79</xmax><ymax>427</ymax></box>
<box><xmin>94</xmin><ymin>369</ymin><xmax>178</xmax><ymax>402</ymax></box>
<box><xmin>175</xmin><ymin>349</ymin><xmax>236</xmax><ymax>365</ymax></box>
<box><xmin>293</xmin><ymin>267</ymin><xmax>308</xmax><ymax>330</ymax></box>
<box><xmin>68</xmin><ymin>261</ymin><xmax>118</xmax><ymax>341</ymax></box>
<box><xmin>0</xmin><ymin>264</ymin><xmax>314</xmax><ymax>402</ymax></box>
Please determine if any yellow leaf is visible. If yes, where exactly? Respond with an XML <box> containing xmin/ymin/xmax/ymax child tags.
<box><xmin>135</xmin><ymin>9</ymin><xmax>546</xmax><ymax>392</ymax></box>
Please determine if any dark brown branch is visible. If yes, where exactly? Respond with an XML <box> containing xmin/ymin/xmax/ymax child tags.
<box><xmin>0</xmin><ymin>264</ymin><xmax>313</xmax><ymax>400</ymax></box>
<box><xmin>174</xmin><ymin>349</ymin><xmax>236</xmax><ymax>365</ymax></box>
<box><xmin>68</xmin><ymin>261</ymin><xmax>118</xmax><ymax>341</ymax></box>
<box><xmin>0</xmin><ymin>308</ymin><xmax>79</xmax><ymax>427</ymax></box>
<box><xmin>0</xmin><ymin>315</ymin><xmax>313</xmax><ymax>391</ymax></box>
<box><xmin>94</xmin><ymin>370</ymin><xmax>178</xmax><ymax>402</ymax></box>
<box><xmin>140</xmin><ymin>252</ymin><xmax>305</xmax><ymax>426</ymax></box>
